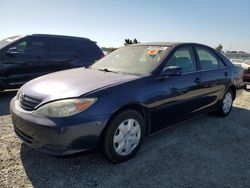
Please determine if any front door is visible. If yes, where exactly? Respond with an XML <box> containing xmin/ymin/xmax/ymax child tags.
<box><xmin>150</xmin><ymin>46</ymin><xmax>203</xmax><ymax>132</ymax></box>
<box><xmin>2</xmin><ymin>36</ymin><xmax>48</xmax><ymax>88</ymax></box>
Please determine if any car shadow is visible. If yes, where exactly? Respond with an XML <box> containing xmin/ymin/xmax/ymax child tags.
<box><xmin>0</xmin><ymin>90</ymin><xmax>17</xmax><ymax>116</ymax></box>
<box><xmin>20</xmin><ymin>106</ymin><xmax>250</xmax><ymax>188</ymax></box>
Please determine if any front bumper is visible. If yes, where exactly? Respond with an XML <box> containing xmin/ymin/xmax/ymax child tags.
<box><xmin>10</xmin><ymin>97</ymin><xmax>109</xmax><ymax>156</ymax></box>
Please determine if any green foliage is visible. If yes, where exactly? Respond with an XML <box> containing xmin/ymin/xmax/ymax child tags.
<box><xmin>133</xmin><ymin>38</ymin><xmax>138</xmax><ymax>44</ymax></box>
<box><xmin>124</xmin><ymin>38</ymin><xmax>140</xmax><ymax>45</ymax></box>
<box><xmin>216</xmin><ymin>44</ymin><xmax>223</xmax><ymax>52</ymax></box>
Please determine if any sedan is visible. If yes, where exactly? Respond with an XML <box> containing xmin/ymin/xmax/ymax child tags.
<box><xmin>10</xmin><ymin>42</ymin><xmax>245</xmax><ymax>163</ymax></box>
<box><xmin>231</xmin><ymin>60</ymin><xmax>250</xmax><ymax>87</ymax></box>
<box><xmin>242</xmin><ymin>61</ymin><xmax>250</xmax><ymax>85</ymax></box>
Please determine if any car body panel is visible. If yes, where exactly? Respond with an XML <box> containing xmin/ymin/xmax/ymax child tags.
<box><xmin>196</xmin><ymin>68</ymin><xmax>230</xmax><ymax>109</ymax></box>
<box><xmin>10</xmin><ymin>97</ymin><xmax>108</xmax><ymax>155</ymax></box>
<box><xmin>0</xmin><ymin>34</ymin><xmax>104</xmax><ymax>90</ymax></box>
<box><xmin>1</xmin><ymin>36</ymin><xmax>49</xmax><ymax>86</ymax></box>
<box><xmin>20</xmin><ymin>68</ymin><xmax>140</xmax><ymax>106</ymax></box>
<box><xmin>10</xmin><ymin>42</ymin><xmax>245</xmax><ymax>156</ymax></box>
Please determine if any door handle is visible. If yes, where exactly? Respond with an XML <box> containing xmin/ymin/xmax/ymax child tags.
<box><xmin>224</xmin><ymin>72</ymin><xmax>229</xmax><ymax>77</ymax></box>
<box><xmin>194</xmin><ymin>78</ymin><xmax>201</xmax><ymax>84</ymax></box>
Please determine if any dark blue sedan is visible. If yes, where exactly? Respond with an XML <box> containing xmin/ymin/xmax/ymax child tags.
<box><xmin>10</xmin><ymin>42</ymin><xmax>245</xmax><ymax>163</ymax></box>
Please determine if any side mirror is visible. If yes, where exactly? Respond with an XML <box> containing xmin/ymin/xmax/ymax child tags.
<box><xmin>6</xmin><ymin>47</ymin><xmax>18</xmax><ymax>56</ymax></box>
<box><xmin>161</xmin><ymin>66</ymin><xmax>182</xmax><ymax>76</ymax></box>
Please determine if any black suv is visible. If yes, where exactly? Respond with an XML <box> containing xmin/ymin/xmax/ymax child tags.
<box><xmin>0</xmin><ymin>34</ymin><xmax>104</xmax><ymax>90</ymax></box>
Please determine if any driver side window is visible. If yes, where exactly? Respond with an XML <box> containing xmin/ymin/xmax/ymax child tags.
<box><xmin>15</xmin><ymin>41</ymin><xmax>27</xmax><ymax>52</ymax></box>
<box><xmin>13</xmin><ymin>38</ymin><xmax>45</xmax><ymax>54</ymax></box>
<box><xmin>167</xmin><ymin>46</ymin><xmax>197</xmax><ymax>73</ymax></box>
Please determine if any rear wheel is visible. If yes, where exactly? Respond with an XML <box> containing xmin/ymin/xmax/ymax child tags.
<box><xmin>102</xmin><ymin>110</ymin><xmax>145</xmax><ymax>163</ymax></box>
<box><xmin>216</xmin><ymin>89</ymin><xmax>233</xmax><ymax>117</ymax></box>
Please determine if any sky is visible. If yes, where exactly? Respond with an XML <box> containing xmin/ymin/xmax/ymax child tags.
<box><xmin>0</xmin><ymin>0</ymin><xmax>250</xmax><ymax>52</ymax></box>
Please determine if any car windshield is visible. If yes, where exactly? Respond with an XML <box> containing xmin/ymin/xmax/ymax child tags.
<box><xmin>0</xmin><ymin>35</ymin><xmax>24</xmax><ymax>49</ymax></box>
<box><xmin>91</xmin><ymin>45</ymin><xmax>169</xmax><ymax>75</ymax></box>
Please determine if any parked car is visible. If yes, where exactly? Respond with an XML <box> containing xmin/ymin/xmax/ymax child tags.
<box><xmin>0</xmin><ymin>34</ymin><xmax>104</xmax><ymax>91</ymax></box>
<box><xmin>230</xmin><ymin>58</ymin><xmax>245</xmax><ymax>64</ymax></box>
<box><xmin>10</xmin><ymin>42</ymin><xmax>245</xmax><ymax>163</ymax></box>
<box><xmin>231</xmin><ymin>59</ymin><xmax>250</xmax><ymax>86</ymax></box>
<box><xmin>243</xmin><ymin>67</ymin><xmax>250</xmax><ymax>84</ymax></box>
<box><xmin>242</xmin><ymin>61</ymin><xmax>250</xmax><ymax>85</ymax></box>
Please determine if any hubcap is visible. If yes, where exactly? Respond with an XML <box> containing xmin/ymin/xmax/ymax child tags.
<box><xmin>222</xmin><ymin>92</ymin><xmax>233</xmax><ymax>114</ymax></box>
<box><xmin>113</xmin><ymin>119</ymin><xmax>141</xmax><ymax>156</ymax></box>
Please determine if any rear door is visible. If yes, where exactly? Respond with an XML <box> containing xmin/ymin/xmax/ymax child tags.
<box><xmin>1</xmin><ymin>36</ymin><xmax>48</xmax><ymax>87</ymax></box>
<box><xmin>47</xmin><ymin>38</ymin><xmax>80</xmax><ymax>72</ymax></box>
<box><xmin>150</xmin><ymin>45</ymin><xmax>204</xmax><ymax>131</ymax></box>
<box><xmin>194</xmin><ymin>45</ymin><xmax>230</xmax><ymax>109</ymax></box>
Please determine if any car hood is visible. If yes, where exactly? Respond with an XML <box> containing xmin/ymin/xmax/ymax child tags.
<box><xmin>20</xmin><ymin>68</ymin><xmax>140</xmax><ymax>104</ymax></box>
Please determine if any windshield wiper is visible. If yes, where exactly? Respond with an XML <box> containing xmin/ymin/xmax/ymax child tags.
<box><xmin>96</xmin><ymin>68</ymin><xmax>121</xmax><ymax>74</ymax></box>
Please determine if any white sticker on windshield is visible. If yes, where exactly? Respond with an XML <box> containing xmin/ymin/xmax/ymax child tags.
<box><xmin>147</xmin><ymin>46</ymin><xmax>168</xmax><ymax>51</ymax></box>
<box><xmin>159</xmin><ymin>47</ymin><xmax>168</xmax><ymax>50</ymax></box>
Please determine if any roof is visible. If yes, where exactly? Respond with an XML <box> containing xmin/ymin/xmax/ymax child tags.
<box><xmin>30</xmin><ymin>34</ymin><xmax>91</xmax><ymax>41</ymax></box>
<box><xmin>134</xmin><ymin>42</ymin><xmax>181</xmax><ymax>46</ymax></box>
<box><xmin>133</xmin><ymin>42</ymin><xmax>206</xmax><ymax>47</ymax></box>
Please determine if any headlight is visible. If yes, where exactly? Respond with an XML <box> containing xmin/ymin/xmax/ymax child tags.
<box><xmin>34</xmin><ymin>98</ymin><xmax>97</xmax><ymax>118</ymax></box>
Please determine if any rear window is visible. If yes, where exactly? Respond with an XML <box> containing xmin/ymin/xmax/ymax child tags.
<box><xmin>196</xmin><ymin>47</ymin><xmax>219</xmax><ymax>70</ymax></box>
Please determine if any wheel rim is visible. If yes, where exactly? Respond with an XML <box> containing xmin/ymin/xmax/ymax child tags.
<box><xmin>113</xmin><ymin>119</ymin><xmax>141</xmax><ymax>156</ymax></box>
<box><xmin>222</xmin><ymin>92</ymin><xmax>233</xmax><ymax>114</ymax></box>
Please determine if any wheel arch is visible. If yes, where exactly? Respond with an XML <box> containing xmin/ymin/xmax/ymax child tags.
<box><xmin>227</xmin><ymin>84</ymin><xmax>236</xmax><ymax>100</ymax></box>
<box><xmin>100</xmin><ymin>103</ymin><xmax>151</xmax><ymax>146</ymax></box>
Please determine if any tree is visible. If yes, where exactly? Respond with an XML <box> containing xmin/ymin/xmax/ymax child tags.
<box><xmin>101</xmin><ymin>47</ymin><xmax>117</xmax><ymax>53</ymax></box>
<box><xmin>216</xmin><ymin>44</ymin><xmax>223</xmax><ymax>52</ymax></box>
<box><xmin>124</xmin><ymin>38</ymin><xmax>140</xmax><ymax>45</ymax></box>
<box><xmin>133</xmin><ymin>38</ymin><xmax>138</xmax><ymax>44</ymax></box>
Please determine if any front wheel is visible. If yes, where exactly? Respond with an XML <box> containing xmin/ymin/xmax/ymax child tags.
<box><xmin>216</xmin><ymin>89</ymin><xmax>233</xmax><ymax>117</ymax></box>
<box><xmin>102</xmin><ymin>110</ymin><xmax>145</xmax><ymax>163</ymax></box>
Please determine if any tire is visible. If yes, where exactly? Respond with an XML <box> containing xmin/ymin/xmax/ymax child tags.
<box><xmin>216</xmin><ymin>89</ymin><xmax>233</xmax><ymax>117</ymax></box>
<box><xmin>102</xmin><ymin>110</ymin><xmax>145</xmax><ymax>163</ymax></box>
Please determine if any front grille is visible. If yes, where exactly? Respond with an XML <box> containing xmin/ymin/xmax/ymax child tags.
<box><xmin>19</xmin><ymin>93</ymin><xmax>42</xmax><ymax>111</ymax></box>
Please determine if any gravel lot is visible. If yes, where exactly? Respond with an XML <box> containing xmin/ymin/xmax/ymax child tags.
<box><xmin>0</xmin><ymin>90</ymin><xmax>250</xmax><ymax>188</ymax></box>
